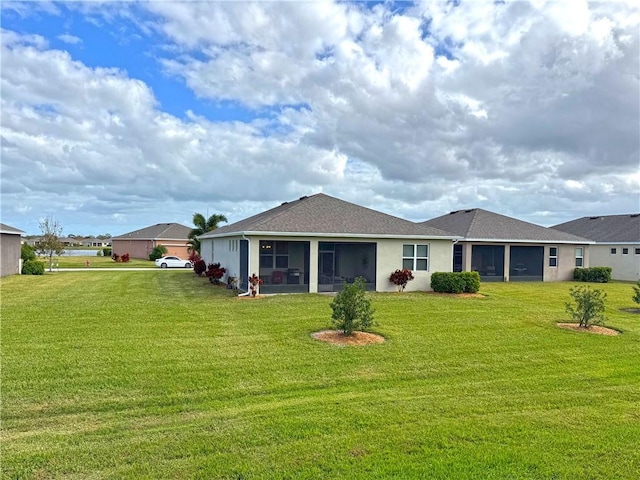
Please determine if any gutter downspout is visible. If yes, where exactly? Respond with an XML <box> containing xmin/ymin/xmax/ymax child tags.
<box><xmin>452</xmin><ymin>238</ymin><xmax>460</xmax><ymax>273</ymax></box>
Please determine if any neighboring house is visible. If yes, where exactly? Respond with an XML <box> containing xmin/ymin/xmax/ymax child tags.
<box><xmin>59</xmin><ymin>237</ymin><xmax>82</xmax><ymax>247</ymax></box>
<box><xmin>552</xmin><ymin>214</ymin><xmax>640</xmax><ymax>281</ymax></box>
<box><xmin>24</xmin><ymin>236</ymin><xmax>42</xmax><ymax>247</ymax></box>
<box><xmin>421</xmin><ymin>209</ymin><xmax>592</xmax><ymax>282</ymax></box>
<box><xmin>1</xmin><ymin>223</ymin><xmax>25</xmax><ymax>277</ymax></box>
<box><xmin>198</xmin><ymin>193</ymin><xmax>459</xmax><ymax>294</ymax></box>
<box><xmin>111</xmin><ymin>223</ymin><xmax>192</xmax><ymax>260</ymax></box>
<box><xmin>81</xmin><ymin>237</ymin><xmax>111</xmax><ymax>247</ymax></box>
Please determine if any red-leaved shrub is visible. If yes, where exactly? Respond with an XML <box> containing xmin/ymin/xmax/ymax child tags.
<box><xmin>206</xmin><ymin>262</ymin><xmax>227</xmax><ymax>284</ymax></box>
<box><xmin>389</xmin><ymin>269</ymin><xmax>415</xmax><ymax>292</ymax></box>
<box><xmin>193</xmin><ymin>259</ymin><xmax>207</xmax><ymax>276</ymax></box>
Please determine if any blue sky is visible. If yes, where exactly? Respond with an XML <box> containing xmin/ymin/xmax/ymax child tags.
<box><xmin>1</xmin><ymin>0</ymin><xmax>638</xmax><ymax>236</ymax></box>
<box><xmin>2</xmin><ymin>4</ymin><xmax>258</xmax><ymax>123</ymax></box>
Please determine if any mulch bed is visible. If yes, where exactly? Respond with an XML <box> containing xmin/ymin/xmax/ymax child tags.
<box><xmin>311</xmin><ymin>330</ymin><xmax>385</xmax><ymax>346</ymax></box>
<box><xmin>556</xmin><ymin>323</ymin><xmax>620</xmax><ymax>336</ymax></box>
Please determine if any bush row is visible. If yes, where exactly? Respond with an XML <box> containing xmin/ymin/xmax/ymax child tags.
<box><xmin>573</xmin><ymin>267</ymin><xmax>612</xmax><ymax>283</ymax></box>
<box><xmin>431</xmin><ymin>271</ymin><xmax>481</xmax><ymax>294</ymax></box>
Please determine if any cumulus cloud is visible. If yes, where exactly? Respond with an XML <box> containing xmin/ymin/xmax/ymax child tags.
<box><xmin>0</xmin><ymin>0</ymin><xmax>638</xmax><ymax>234</ymax></box>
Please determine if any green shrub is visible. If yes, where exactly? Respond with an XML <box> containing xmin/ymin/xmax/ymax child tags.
<box><xmin>149</xmin><ymin>245</ymin><xmax>168</xmax><ymax>261</ymax></box>
<box><xmin>573</xmin><ymin>267</ymin><xmax>612</xmax><ymax>283</ymax></box>
<box><xmin>22</xmin><ymin>260</ymin><xmax>45</xmax><ymax>275</ymax></box>
<box><xmin>460</xmin><ymin>271</ymin><xmax>481</xmax><ymax>293</ymax></box>
<box><xmin>96</xmin><ymin>250</ymin><xmax>103</xmax><ymax>257</ymax></box>
<box><xmin>102</xmin><ymin>248</ymin><xmax>111</xmax><ymax>257</ymax></box>
<box><xmin>565</xmin><ymin>285</ymin><xmax>607</xmax><ymax>328</ymax></box>
<box><xmin>330</xmin><ymin>277</ymin><xmax>375</xmax><ymax>335</ymax></box>
<box><xmin>21</xmin><ymin>244</ymin><xmax>37</xmax><ymax>262</ymax></box>
<box><xmin>633</xmin><ymin>281</ymin><xmax>640</xmax><ymax>305</ymax></box>
<box><xmin>431</xmin><ymin>272</ymin><xmax>464</xmax><ymax>293</ymax></box>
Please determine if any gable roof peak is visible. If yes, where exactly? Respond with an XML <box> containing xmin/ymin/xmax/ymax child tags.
<box><xmin>200</xmin><ymin>192</ymin><xmax>457</xmax><ymax>239</ymax></box>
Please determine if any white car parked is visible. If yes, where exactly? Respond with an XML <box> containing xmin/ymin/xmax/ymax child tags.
<box><xmin>154</xmin><ymin>256</ymin><xmax>192</xmax><ymax>269</ymax></box>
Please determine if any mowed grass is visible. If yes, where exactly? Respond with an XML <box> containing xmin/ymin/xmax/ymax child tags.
<box><xmin>43</xmin><ymin>255</ymin><xmax>156</xmax><ymax>269</ymax></box>
<box><xmin>2</xmin><ymin>273</ymin><xmax>639</xmax><ymax>479</ymax></box>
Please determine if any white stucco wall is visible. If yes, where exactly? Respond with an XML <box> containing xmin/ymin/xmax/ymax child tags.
<box><xmin>375</xmin><ymin>238</ymin><xmax>454</xmax><ymax>292</ymax></box>
<box><xmin>589</xmin><ymin>244</ymin><xmax>640</xmax><ymax>281</ymax></box>
<box><xmin>200</xmin><ymin>236</ymin><xmax>242</xmax><ymax>280</ymax></box>
<box><xmin>239</xmin><ymin>235</ymin><xmax>454</xmax><ymax>293</ymax></box>
<box><xmin>543</xmin><ymin>244</ymin><xmax>590</xmax><ymax>281</ymax></box>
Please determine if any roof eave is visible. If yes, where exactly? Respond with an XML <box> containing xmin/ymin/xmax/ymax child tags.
<box><xmin>460</xmin><ymin>238</ymin><xmax>595</xmax><ymax>244</ymax></box>
<box><xmin>112</xmin><ymin>237</ymin><xmax>189</xmax><ymax>241</ymax></box>
<box><xmin>199</xmin><ymin>230</ymin><xmax>461</xmax><ymax>241</ymax></box>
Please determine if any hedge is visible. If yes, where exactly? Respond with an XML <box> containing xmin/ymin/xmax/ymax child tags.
<box><xmin>22</xmin><ymin>260</ymin><xmax>45</xmax><ymax>275</ymax></box>
<box><xmin>573</xmin><ymin>267</ymin><xmax>612</xmax><ymax>283</ymax></box>
<box><xmin>431</xmin><ymin>271</ymin><xmax>481</xmax><ymax>293</ymax></box>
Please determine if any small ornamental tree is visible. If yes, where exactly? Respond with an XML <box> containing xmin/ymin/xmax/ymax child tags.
<box><xmin>632</xmin><ymin>280</ymin><xmax>640</xmax><ymax>306</ymax></box>
<box><xmin>206</xmin><ymin>263</ymin><xmax>227</xmax><ymax>284</ymax></box>
<box><xmin>330</xmin><ymin>277</ymin><xmax>375</xmax><ymax>335</ymax></box>
<box><xmin>37</xmin><ymin>215</ymin><xmax>64</xmax><ymax>272</ymax></box>
<box><xmin>389</xmin><ymin>269</ymin><xmax>414</xmax><ymax>292</ymax></box>
<box><xmin>565</xmin><ymin>285</ymin><xmax>607</xmax><ymax>328</ymax></box>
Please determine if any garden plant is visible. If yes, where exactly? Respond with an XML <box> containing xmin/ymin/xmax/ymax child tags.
<box><xmin>389</xmin><ymin>269</ymin><xmax>414</xmax><ymax>292</ymax></box>
<box><xmin>632</xmin><ymin>280</ymin><xmax>640</xmax><ymax>306</ymax></box>
<box><xmin>565</xmin><ymin>285</ymin><xmax>607</xmax><ymax>328</ymax></box>
<box><xmin>330</xmin><ymin>277</ymin><xmax>375</xmax><ymax>335</ymax></box>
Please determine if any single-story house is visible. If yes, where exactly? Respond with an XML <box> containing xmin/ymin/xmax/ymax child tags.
<box><xmin>198</xmin><ymin>193</ymin><xmax>460</xmax><ymax>294</ymax></box>
<box><xmin>421</xmin><ymin>209</ymin><xmax>592</xmax><ymax>282</ymax></box>
<box><xmin>23</xmin><ymin>236</ymin><xmax>42</xmax><ymax>247</ymax></box>
<box><xmin>112</xmin><ymin>223</ymin><xmax>192</xmax><ymax>260</ymax></box>
<box><xmin>81</xmin><ymin>237</ymin><xmax>111</xmax><ymax>248</ymax></box>
<box><xmin>1</xmin><ymin>223</ymin><xmax>25</xmax><ymax>277</ymax></box>
<box><xmin>552</xmin><ymin>214</ymin><xmax>640</xmax><ymax>282</ymax></box>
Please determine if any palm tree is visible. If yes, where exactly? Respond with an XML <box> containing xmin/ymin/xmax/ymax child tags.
<box><xmin>188</xmin><ymin>213</ymin><xmax>228</xmax><ymax>254</ymax></box>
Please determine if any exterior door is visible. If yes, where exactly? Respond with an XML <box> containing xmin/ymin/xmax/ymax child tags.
<box><xmin>239</xmin><ymin>239</ymin><xmax>249</xmax><ymax>292</ymax></box>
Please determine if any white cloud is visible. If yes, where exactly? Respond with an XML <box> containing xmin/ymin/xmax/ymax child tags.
<box><xmin>57</xmin><ymin>33</ymin><xmax>82</xmax><ymax>45</ymax></box>
<box><xmin>1</xmin><ymin>1</ymin><xmax>638</xmax><ymax>234</ymax></box>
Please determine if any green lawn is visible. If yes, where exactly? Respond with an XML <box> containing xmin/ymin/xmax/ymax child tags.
<box><xmin>2</xmin><ymin>273</ymin><xmax>639</xmax><ymax>479</ymax></box>
<box><xmin>40</xmin><ymin>255</ymin><xmax>156</xmax><ymax>269</ymax></box>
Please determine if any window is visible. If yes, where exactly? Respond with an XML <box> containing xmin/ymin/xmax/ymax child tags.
<box><xmin>259</xmin><ymin>241</ymin><xmax>289</xmax><ymax>268</ymax></box>
<box><xmin>622</xmin><ymin>248</ymin><xmax>629</xmax><ymax>255</ymax></box>
<box><xmin>575</xmin><ymin>247</ymin><xmax>583</xmax><ymax>267</ymax></box>
<box><xmin>610</xmin><ymin>248</ymin><xmax>617</xmax><ymax>255</ymax></box>
<box><xmin>635</xmin><ymin>248</ymin><xmax>640</xmax><ymax>255</ymax></box>
<box><xmin>402</xmin><ymin>244</ymin><xmax>429</xmax><ymax>271</ymax></box>
<box><xmin>549</xmin><ymin>247</ymin><xmax>558</xmax><ymax>267</ymax></box>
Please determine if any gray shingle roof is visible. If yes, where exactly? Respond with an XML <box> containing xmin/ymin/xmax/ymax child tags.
<box><xmin>200</xmin><ymin>193</ymin><xmax>457</xmax><ymax>239</ymax></box>
<box><xmin>421</xmin><ymin>208</ymin><xmax>590</xmax><ymax>243</ymax></box>
<box><xmin>552</xmin><ymin>214</ymin><xmax>640</xmax><ymax>243</ymax></box>
<box><xmin>113</xmin><ymin>223</ymin><xmax>192</xmax><ymax>240</ymax></box>
<box><xmin>0</xmin><ymin>223</ymin><xmax>25</xmax><ymax>235</ymax></box>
